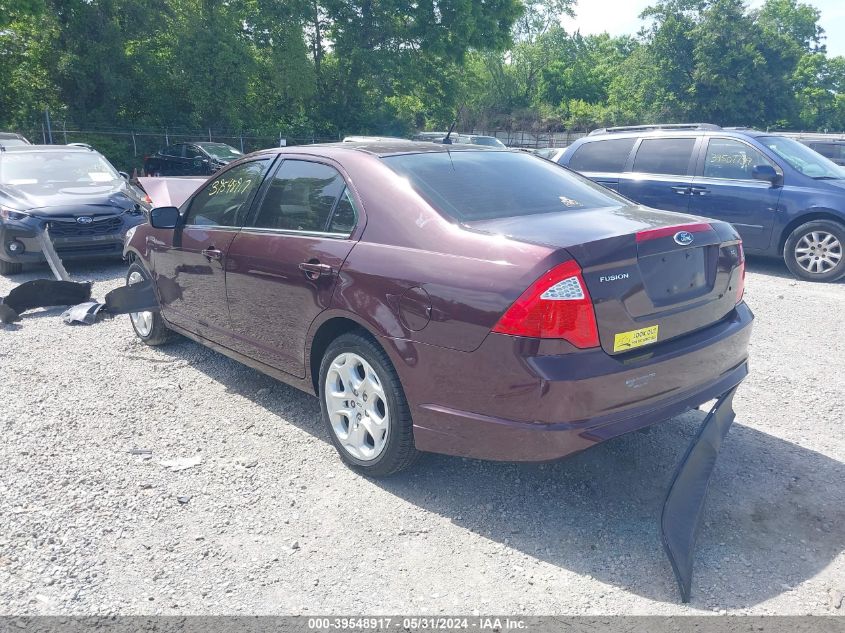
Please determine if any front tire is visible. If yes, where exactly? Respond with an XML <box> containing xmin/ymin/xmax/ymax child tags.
<box><xmin>0</xmin><ymin>258</ymin><xmax>23</xmax><ymax>275</ymax></box>
<box><xmin>318</xmin><ymin>332</ymin><xmax>419</xmax><ymax>477</ymax></box>
<box><xmin>126</xmin><ymin>262</ymin><xmax>173</xmax><ymax>345</ymax></box>
<box><xmin>784</xmin><ymin>220</ymin><xmax>845</xmax><ymax>282</ymax></box>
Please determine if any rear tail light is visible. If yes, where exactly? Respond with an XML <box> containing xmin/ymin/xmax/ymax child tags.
<box><xmin>492</xmin><ymin>259</ymin><xmax>600</xmax><ymax>348</ymax></box>
<box><xmin>736</xmin><ymin>241</ymin><xmax>745</xmax><ymax>304</ymax></box>
<box><xmin>635</xmin><ymin>222</ymin><xmax>711</xmax><ymax>243</ymax></box>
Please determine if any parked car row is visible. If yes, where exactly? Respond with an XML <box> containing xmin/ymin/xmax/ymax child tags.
<box><xmin>3</xmin><ymin>124</ymin><xmax>844</xmax><ymax>283</ymax></box>
<box><xmin>410</xmin><ymin>131</ymin><xmax>507</xmax><ymax>148</ymax></box>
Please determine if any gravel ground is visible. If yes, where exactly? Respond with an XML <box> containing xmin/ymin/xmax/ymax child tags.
<box><xmin>1</xmin><ymin>257</ymin><xmax>843</xmax><ymax>616</ymax></box>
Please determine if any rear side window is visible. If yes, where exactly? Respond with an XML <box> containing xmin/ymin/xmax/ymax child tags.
<box><xmin>327</xmin><ymin>189</ymin><xmax>359</xmax><ymax>234</ymax></box>
<box><xmin>632</xmin><ymin>138</ymin><xmax>696</xmax><ymax>176</ymax></box>
<box><xmin>568</xmin><ymin>138</ymin><xmax>635</xmax><ymax>172</ymax></box>
<box><xmin>251</xmin><ymin>160</ymin><xmax>347</xmax><ymax>233</ymax></box>
<box><xmin>384</xmin><ymin>151</ymin><xmax>627</xmax><ymax>221</ymax></box>
<box><xmin>703</xmin><ymin>138</ymin><xmax>775</xmax><ymax>180</ymax></box>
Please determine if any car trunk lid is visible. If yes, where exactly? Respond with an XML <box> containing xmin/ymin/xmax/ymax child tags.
<box><xmin>466</xmin><ymin>205</ymin><xmax>744</xmax><ymax>355</ymax></box>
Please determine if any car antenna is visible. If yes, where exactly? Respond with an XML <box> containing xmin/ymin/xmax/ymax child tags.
<box><xmin>443</xmin><ymin>105</ymin><xmax>464</xmax><ymax>145</ymax></box>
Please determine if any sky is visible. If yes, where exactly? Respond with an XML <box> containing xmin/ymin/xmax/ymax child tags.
<box><xmin>561</xmin><ymin>0</ymin><xmax>845</xmax><ymax>57</ymax></box>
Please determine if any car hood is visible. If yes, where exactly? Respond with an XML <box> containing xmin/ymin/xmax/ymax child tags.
<box><xmin>0</xmin><ymin>181</ymin><xmax>140</xmax><ymax>217</ymax></box>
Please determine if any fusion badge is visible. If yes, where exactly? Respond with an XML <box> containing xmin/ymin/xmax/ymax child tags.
<box><xmin>613</xmin><ymin>325</ymin><xmax>659</xmax><ymax>353</ymax></box>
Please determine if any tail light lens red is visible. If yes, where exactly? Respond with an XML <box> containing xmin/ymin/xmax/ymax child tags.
<box><xmin>492</xmin><ymin>259</ymin><xmax>600</xmax><ymax>348</ymax></box>
<box><xmin>736</xmin><ymin>241</ymin><xmax>745</xmax><ymax>304</ymax></box>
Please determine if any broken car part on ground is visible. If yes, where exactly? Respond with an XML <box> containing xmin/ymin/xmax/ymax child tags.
<box><xmin>0</xmin><ymin>226</ymin><xmax>160</xmax><ymax>325</ymax></box>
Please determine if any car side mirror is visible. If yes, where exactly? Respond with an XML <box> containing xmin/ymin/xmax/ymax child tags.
<box><xmin>149</xmin><ymin>206</ymin><xmax>180</xmax><ymax>229</ymax></box>
<box><xmin>752</xmin><ymin>164</ymin><xmax>780</xmax><ymax>185</ymax></box>
<box><xmin>119</xmin><ymin>171</ymin><xmax>130</xmax><ymax>180</ymax></box>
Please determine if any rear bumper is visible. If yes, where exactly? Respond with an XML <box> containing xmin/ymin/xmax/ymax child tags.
<box><xmin>406</xmin><ymin>302</ymin><xmax>753</xmax><ymax>462</ymax></box>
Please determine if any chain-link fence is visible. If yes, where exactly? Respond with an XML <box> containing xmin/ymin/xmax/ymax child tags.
<box><xmin>14</xmin><ymin>122</ymin><xmax>342</xmax><ymax>173</ymax></box>
<box><xmin>9</xmin><ymin>121</ymin><xmax>585</xmax><ymax>172</ymax></box>
<box><xmin>469</xmin><ymin>130</ymin><xmax>588</xmax><ymax>149</ymax></box>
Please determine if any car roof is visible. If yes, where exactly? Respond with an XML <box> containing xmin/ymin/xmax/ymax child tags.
<box><xmin>0</xmin><ymin>132</ymin><xmax>26</xmax><ymax>139</ymax></box>
<box><xmin>254</xmin><ymin>140</ymin><xmax>505</xmax><ymax>158</ymax></box>
<box><xmin>0</xmin><ymin>144</ymin><xmax>96</xmax><ymax>154</ymax></box>
<box><xmin>582</xmin><ymin>125</ymin><xmax>770</xmax><ymax>141</ymax></box>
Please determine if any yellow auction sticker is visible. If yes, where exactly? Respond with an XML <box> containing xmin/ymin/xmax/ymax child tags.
<box><xmin>613</xmin><ymin>325</ymin><xmax>659</xmax><ymax>353</ymax></box>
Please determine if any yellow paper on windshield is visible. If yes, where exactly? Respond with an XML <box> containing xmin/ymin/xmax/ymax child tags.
<box><xmin>613</xmin><ymin>325</ymin><xmax>659</xmax><ymax>353</ymax></box>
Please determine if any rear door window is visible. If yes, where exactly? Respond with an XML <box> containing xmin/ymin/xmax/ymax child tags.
<box><xmin>251</xmin><ymin>160</ymin><xmax>347</xmax><ymax>233</ymax></box>
<box><xmin>632</xmin><ymin>138</ymin><xmax>697</xmax><ymax>176</ymax></box>
<box><xmin>703</xmin><ymin>138</ymin><xmax>775</xmax><ymax>180</ymax></box>
<box><xmin>568</xmin><ymin>138</ymin><xmax>636</xmax><ymax>172</ymax></box>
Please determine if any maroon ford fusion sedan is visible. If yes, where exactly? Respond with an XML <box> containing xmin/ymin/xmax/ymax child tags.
<box><xmin>123</xmin><ymin>141</ymin><xmax>753</xmax><ymax>476</ymax></box>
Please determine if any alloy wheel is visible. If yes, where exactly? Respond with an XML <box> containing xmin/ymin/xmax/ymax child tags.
<box><xmin>324</xmin><ymin>352</ymin><xmax>390</xmax><ymax>462</ymax></box>
<box><xmin>794</xmin><ymin>230</ymin><xmax>842</xmax><ymax>275</ymax></box>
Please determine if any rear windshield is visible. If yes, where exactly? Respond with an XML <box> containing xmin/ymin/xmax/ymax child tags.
<box><xmin>383</xmin><ymin>150</ymin><xmax>627</xmax><ymax>221</ymax></box>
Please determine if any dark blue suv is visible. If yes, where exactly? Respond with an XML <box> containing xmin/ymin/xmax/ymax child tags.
<box><xmin>558</xmin><ymin>124</ymin><xmax>845</xmax><ymax>282</ymax></box>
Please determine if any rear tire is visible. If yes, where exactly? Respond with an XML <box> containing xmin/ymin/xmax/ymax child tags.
<box><xmin>784</xmin><ymin>220</ymin><xmax>845</xmax><ymax>282</ymax></box>
<box><xmin>318</xmin><ymin>331</ymin><xmax>419</xmax><ymax>477</ymax></box>
<box><xmin>0</xmin><ymin>258</ymin><xmax>23</xmax><ymax>275</ymax></box>
<box><xmin>126</xmin><ymin>262</ymin><xmax>173</xmax><ymax>346</ymax></box>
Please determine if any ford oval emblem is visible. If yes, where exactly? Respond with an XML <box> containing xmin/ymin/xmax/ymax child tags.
<box><xmin>76</xmin><ymin>216</ymin><xmax>94</xmax><ymax>225</ymax></box>
<box><xmin>674</xmin><ymin>231</ymin><xmax>694</xmax><ymax>246</ymax></box>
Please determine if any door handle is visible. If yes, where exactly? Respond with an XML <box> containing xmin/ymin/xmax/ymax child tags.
<box><xmin>689</xmin><ymin>187</ymin><xmax>709</xmax><ymax>196</ymax></box>
<box><xmin>671</xmin><ymin>186</ymin><xmax>690</xmax><ymax>195</ymax></box>
<box><xmin>201</xmin><ymin>247</ymin><xmax>223</xmax><ymax>260</ymax></box>
<box><xmin>299</xmin><ymin>261</ymin><xmax>334</xmax><ymax>279</ymax></box>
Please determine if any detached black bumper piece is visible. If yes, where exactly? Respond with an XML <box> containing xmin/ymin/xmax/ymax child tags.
<box><xmin>661</xmin><ymin>385</ymin><xmax>739</xmax><ymax>603</ymax></box>
<box><xmin>0</xmin><ymin>279</ymin><xmax>92</xmax><ymax>324</ymax></box>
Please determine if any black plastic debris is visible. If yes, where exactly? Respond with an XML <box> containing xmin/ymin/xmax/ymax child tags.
<box><xmin>62</xmin><ymin>301</ymin><xmax>107</xmax><ymax>325</ymax></box>
<box><xmin>660</xmin><ymin>386</ymin><xmax>739</xmax><ymax>603</ymax></box>
<box><xmin>103</xmin><ymin>279</ymin><xmax>159</xmax><ymax>314</ymax></box>
<box><xmin>0</xmin><ymin>280</ymin><xmax>92</xmax><ymax>324</ymax></box>
<box><xmin>0</xmin><ymin>303</ymin><xmax>20</xmax><ymax>324</ymax></box>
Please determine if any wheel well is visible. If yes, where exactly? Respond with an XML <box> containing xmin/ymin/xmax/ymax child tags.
<box><xmin>309</xmin><ymin>317</ymin><xmax>371</xmax><ymax>392</ymax></box>
<box><xmin>778</xmin><ymin>211</ymin><xmax>845</xmax><ymax>254</ymax></box>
